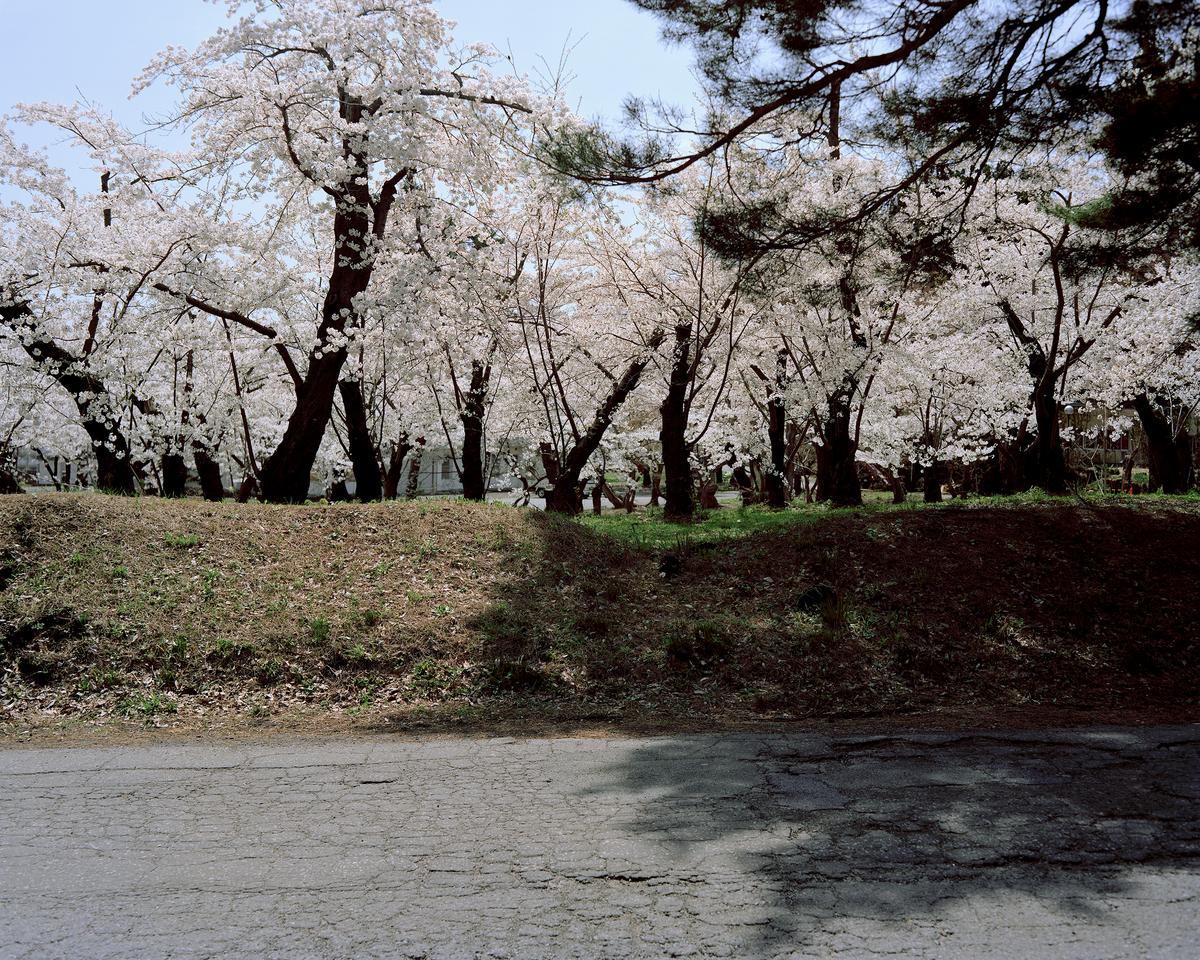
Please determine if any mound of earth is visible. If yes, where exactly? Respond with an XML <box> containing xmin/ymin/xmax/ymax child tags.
<box><xmin>1</xmin><ymin>493</ymin><xmax>1197</xmax><ymax>733</ymax></box>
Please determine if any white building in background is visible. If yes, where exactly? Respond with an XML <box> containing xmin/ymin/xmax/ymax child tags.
<box><xmin>414</xmin><ymin>448</ymin><xmax>466</xmax><ymax>495</ymax></box>
<box><xmin>13</xmin><ymin>447</ymin><xmax>82</xmax><ymax>489</ymax></box>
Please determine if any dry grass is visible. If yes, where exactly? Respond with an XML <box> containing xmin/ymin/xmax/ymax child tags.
<box><xmin>2</xmin><ymin>492</ymin><xmax>1198</xmax><ymax>733</ymax></box>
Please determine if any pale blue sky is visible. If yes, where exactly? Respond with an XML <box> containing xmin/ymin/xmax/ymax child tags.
<box><xmin>0</xmin><ymin>0</ymin><xmax>701</xmax><ymax>175</ymax></box>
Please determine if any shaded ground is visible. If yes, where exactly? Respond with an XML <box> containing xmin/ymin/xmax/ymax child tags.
<box><xmin>1</xmin><ymin>493</ymin><xmax>1198</xmax><ymax>731</ymax></box>
<box><xmin>1</xmin><ymin>726</ymin><xmax>1197</xmax><ymax>959</ymax></box>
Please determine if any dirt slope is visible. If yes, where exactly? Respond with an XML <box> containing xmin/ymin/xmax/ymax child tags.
<box><xmin>1</xmin><ymin>494</ymin><xmax>1197</xmax><ymax>731</ymax></box>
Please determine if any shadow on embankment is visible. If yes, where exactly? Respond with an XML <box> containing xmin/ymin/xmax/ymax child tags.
<box><xmin>459</xmin><ymin>501</ymin><xmax>1200</xmax><ymax>724</ymax></box>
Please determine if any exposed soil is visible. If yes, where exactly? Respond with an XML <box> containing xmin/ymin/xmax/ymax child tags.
<box><xmin>1</xmin><ymin>493</ymin><xmax>1197</xmax><ymax>739</ymax></box>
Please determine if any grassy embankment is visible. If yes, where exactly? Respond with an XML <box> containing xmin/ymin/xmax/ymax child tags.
<box><xmin>1</xmin><ymin>491</ymin><xmax>1197</xmax><ymax>733</ymax></box>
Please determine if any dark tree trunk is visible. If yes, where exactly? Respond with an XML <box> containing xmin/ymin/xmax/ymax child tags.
<box><xmin>1028</xmin><ymin>386</ymin><xmax>1068</xmax><ymax>493</ymax></box>
<box><xmin>459</xmin><ymin>361</ymin><xmax>490</xmax><ymax>502</ymax></box>
<box><xmin>1134</xmin><ymin>394</ymin><xmax>1194</xmax><ymax>493</ymax></box>
<box><xmin>698</xmin><ymin>475</ymin><xmax>721</xmax><ymax>509</ymax></box>
<box><xmin>591</xmin><ymin>483</ymin><xmax>603</xmax><ymax>515</ymax></box>
<box><xmin>650</xmin><ymin>465</ymin><xmax>662</xmax><ymax>506</ymax></box>
<box><xmin>3</xmin><ymin>276</ymin><xmax>142</xmax><ymax>496</ymax></box>
<box><xmin>258</xmin><ymin>153</ymin><xmax>384</xmax><ymax>503</ymax></box>
<box><xmin>83</xmin><ymin>420</ymin><xmax>138</xmax><ymax>494</ymax></box>
<box><xmin>235</xmin><ymin>475</ymin><xmax>258</xmax><ymax>503</ymax></box>
<box><xmin>337</xmin><ymin>380</ymin><xmax>383</xmax><ymax>502</ymax></box>
<box><xmin>0</xmin><ymin>460</ymin><xmax>21</xmax><ymax>495</ymax></box>
<box><xmin>3</xmin><ymin>307</ymin><xmax>138</xmax><ymax>494</ymax></box>
<box><xmin>161</xmin><ymin>453</ymin><xmax>188</xmax><ymax>498</ymax></box>
<box><xmin>384</xmin><ymin>435</ymin><xmax>411</xmax><ymax>500</ymax></box>
<box><xmin>460</xmin><ymin>415</ymin><xmax>485</xmax><ymax>500</ymax></box>
<box><xmin>601</xmin><ymin>482</ymin><xmax>638</xmax><ymax>513</ymax></box>
<box><xmin>866</xmin><ymin>463</ymin><xmax>906</xmax><ymax>503</ymax></box>
<box><xmin>183</xmin><ymin>351</ymin><xmax>224</xmax><ymax>501</ymax></box>
<box><xmin>923</xmin><ymin>460</ymin><xmax>944</xmax><ymax>503</ymax></box>
<box><xmin>765</xmin><ymin>396</ymin><xmax>788</xmax><ymax>509</ymax></box>
<box><xmin>544</xmin><ymin>329</ymin><xmax>666</xmax><ymax>514</ymax></box>
<box><xmin>660</xmin><ymin>323</ymin><xmax>694</xmax><ymax>522</ymax></box>
<box><xmin>997</xmin><ymin>299</ymin><xmax>1067</xmax><ymax>494</ymax></box>
<box><xmin>193</xmin><ymin>444</ymin><xmax>225</xmax><ymax>501</ymax></box>
<box><xmin>814</xmin><ymin>392</ymin><xmax>862</xmax><ymax>506</ymax></box>
<box><xmin>545</xmin><ymin>480</ymin><xmax>584</xmax><ymax>514</ymax></box>
<box><xmin>980</xmin><ymin>431</ymin><xmax>1026</xmax><ymax>495</ymax></box>
<box><xmin>812</xmin><ymin>278</ymin><xmax>865</xmax><ymax>508</ymax></box>
<box><xmin>259</xmin><ymin>341</ymin><xmax>349</xmax><ymax>502</ymax></box>
<box><xmin>760</xmin><ymin>350</ymin><xmax>789</xmax><ymax>508</ymax></box>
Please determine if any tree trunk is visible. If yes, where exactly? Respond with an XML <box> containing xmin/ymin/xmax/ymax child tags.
<box><xmin>18</xmin><ymin>341</ymin><xmax>137</xmax><ymax>492</ymax></box>
<box><xmin>3</xmin><ymin>288</ymin><xmax>140</xmax><ymax>496</ymax></box>
<box><xmin>183</xmin><ymin>351</ymin><xmax>224</xmax><ymax>501</ymax></box>
<box><xmin>866</xmin><ymin>463</ymin><xmax>906</xmax><ymax>503</ymax></box>
<box><xmin>337</xmin><ymin>380</ymin><xmax>383</xmax><ymax>502</ymax></box>
<box><xmin>88</xmin><ymin>433</ymin><xmax>138</xmax><ymax>493</ymax></box>
<box><xmin>1134</xmin><ymin>394</ymin><xmax>1194</xmax><ymax>494</ymax></box>
<box><xmin>383</xmin><ymin>435</ymin><xmax>410</xmax><ymax>500</ymax></box>
<box><xmin>732</xmin><ymin>465</ymin><xmax>754</xmax><ymax>505</ymax></box>
<box><xmin>765</xmin><ymin>393</ymin><xmax>788</xmax><ymax>509</ymax></box>
<box><xmin>761</xmin><ymin>350</ymin><xmax>789</xmax><ymax>508</ymax></box>
<box><xmin>602</xmin><ymin>482</ymin><xmax>638</xmax><ymax>513</ymax></box>
<box><xmin>0</xmin><ymin>453</ymin><xmax>21</xmax><ymax>494</ymax></box>
<box><xmin>814</xmin><ymin>393</ymin><xmax>862</xmax><ymax>506</ymax></box>
<box><xmin>660</xmin><ymin>323</ymin><xmax>695</xmax><ymax>522</ymax></box>
<box><xmin>649</xmin><ymin>465</ymin><xmax>662</xmax><ymax>506</ymax></box>
<box><xmin>994</xmin><ymin>297</ymin><xmax>1069</xmax><ymax>494</ymax></box>
<box><xmin>1028</xmin><ymin>386</ymin><xmax>1068</xmax><ymax>493</ymax></box>
<box><xmin>544</xmin><ymin>329</ymin><xmax>666</xmax><ymax>514</ymax></box>
<box><xmin>460</xmin><ymin>414</ymin><xmax>485</xmax><ymax>500</ymax></box>
<box><xmin>161</xmin><ymin>453</ymin><xmax>188</xmax><ymax>498</ymax></box>
<box><xmin>923</xmin><ymin>460</ymin><xmax>944</xmax><ymax>503</ymax></box>
<box><xmin>698</xmin><ymin>474</ymin><xmax>721</xmax><ymax>509</ymax></box>
<box><xmin>259</xmin><ymin>182</ymin><xmax>376</xmax><ymax>503</ymax></box>
<box><xmin>545</xmin><ymin>481</ymin><xmax>584</xmax><ymax>514</ymax></box>
<box><xmin>235</xmin><ymin>475</ymin><xmax>258</xmax><ymax>503</ymax></box>
<box><xmin>193</xmin><ymin>444</ymin><xmax>225</xmax><ymax>501</ymax></box>
<box><xmin>459</xmin><ymin>361</ymin><xmax>490</xmax><ymax>502</ymax></box>
<box><xmin>259</xmin><ymin>346</ymin><xmax>344</xmax><ymax>502</ymax></box>
<box><xmin>980</xmin><ymin>430</ymin><xmax>1026</xmax><ymax>495</ymax></box>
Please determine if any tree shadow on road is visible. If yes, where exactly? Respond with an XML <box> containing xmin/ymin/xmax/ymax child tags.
<box><xmin>574</xmin><ymin>728</ymin><xmax>1200</xmax><ymax>958</ymax></box>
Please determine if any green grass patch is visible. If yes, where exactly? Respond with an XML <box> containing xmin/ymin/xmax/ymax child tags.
<box><xmin>582</xmin><ymin>487</ymin><xmax>1199</xmax><ymax>550</ymax></box>
<box><xmin>582</xmin><ymin>504</ymin><xmax>823</xmax><ymax>550</ymax></box>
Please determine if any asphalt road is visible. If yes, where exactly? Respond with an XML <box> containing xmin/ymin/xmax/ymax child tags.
<box><xmin>2</xmin><ymin>726</ymin><xmax>1198</xmax><ymax>959</ymax></box>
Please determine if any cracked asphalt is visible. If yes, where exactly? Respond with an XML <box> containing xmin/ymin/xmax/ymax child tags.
<box><xmin>1</xmin><ymin>726</ymin><xmax>1198</xmax><ymax>959</ymax></box>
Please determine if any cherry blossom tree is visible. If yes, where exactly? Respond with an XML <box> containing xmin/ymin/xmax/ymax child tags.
<box><xmin>131</xmin><ymin>0</ymin><xmax>542</xmax><ymax>502</ymax></box>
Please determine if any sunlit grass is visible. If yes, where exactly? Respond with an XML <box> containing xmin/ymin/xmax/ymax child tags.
<box><xmin>582</xmin><ymin>485</ymin><xmax>1200</xmax><ymax>550</ymax></box>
